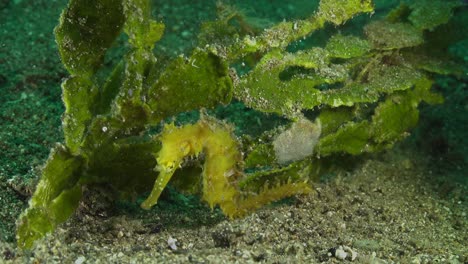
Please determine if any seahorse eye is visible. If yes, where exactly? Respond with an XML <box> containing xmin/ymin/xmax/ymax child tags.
<box><xmin>163</xmin><ymin>161</ymin><xmax>175</xmax><ymax>171</ymax></box>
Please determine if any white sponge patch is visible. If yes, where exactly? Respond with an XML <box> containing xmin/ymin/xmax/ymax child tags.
<box><xmin>273</xmin><ymin>118</ymin><xmax>321</xmax><ymax>165</ymax></box>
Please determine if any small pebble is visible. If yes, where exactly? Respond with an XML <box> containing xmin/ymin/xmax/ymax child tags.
<box><xmin>331</xmin><ymin>246</ymin><xmax>358</xmax><ymax>261</ymax></box>
<box><xmin>74</xmin><ymin>256</ymin><xmax>86</xmax><ymax>264</ymax></box>
<box><xmin>335</xmin><ymin>246</ymin><xmax>348</xmax><ymax>260</ymax></box>
<box><xmin>168</xmin><ymin>237</ymin><xmax>178</xmax><ymax>251</ymax></box>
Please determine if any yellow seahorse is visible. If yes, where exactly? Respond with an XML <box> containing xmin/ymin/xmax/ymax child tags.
<box><xmin>141</xmin><ymin>117</ymin><xmax>311</xmax><ymax>218</ymax></box>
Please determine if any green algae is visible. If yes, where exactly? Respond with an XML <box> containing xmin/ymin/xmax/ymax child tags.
<box><xmin>15</xmin><ymin>0</ymin><xmax>464</xmax><ymax>249</ymax></box>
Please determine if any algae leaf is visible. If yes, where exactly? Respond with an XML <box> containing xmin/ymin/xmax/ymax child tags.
<box><xmin>55</xmin><ymin>0</ymin><xmax>125</xmax><ymax>76</ymax></box>
<box><xmin>407</xmin><ymin>0</ymin><xmax>462</xmax><ymax>30</ymax></box>
<box><xmin>318</xmin><ymin>0</ymin><xmax>374</xmax><ymax>25</ymax></box>
<box><xmin>326</xmin><ymin>34</ymin><xmax>371</xmax><ymax>59</ymax></box>
<box><xmin>17</xmin><ymin>145</ymin><xmax>83</xmax><ymax>249</ymax></box>
<box><xmin>364</xmin><ymin>20</ymin><xmax>423</xmax><ymax>50</ymax></box>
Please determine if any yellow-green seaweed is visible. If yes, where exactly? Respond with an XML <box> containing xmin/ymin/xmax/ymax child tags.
<box><xmin>16</xmin><ymin>0</ymin><xmax>462</xmax><ymax>249</ymax></box>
